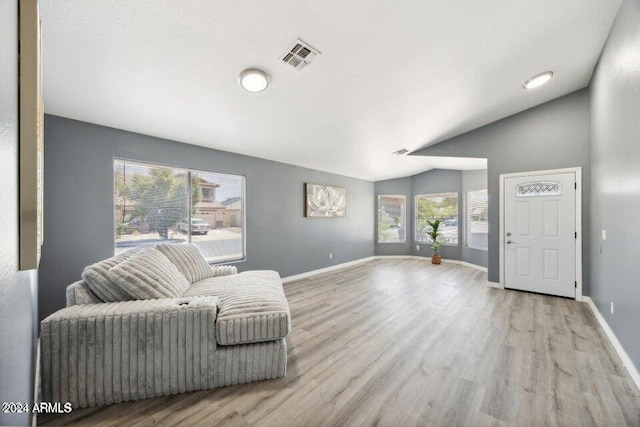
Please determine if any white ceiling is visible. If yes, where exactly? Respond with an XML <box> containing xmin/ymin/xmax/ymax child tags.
<box><xmin>40</xmin><ymin>0</ymin><xmax>621</xmax><ymax>181</ymax></box>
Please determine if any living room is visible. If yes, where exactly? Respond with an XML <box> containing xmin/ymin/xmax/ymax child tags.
<box><xmin>2</xmin><ymin>0</ymin><xmax>640</xmax><ymax>425</ymax></box>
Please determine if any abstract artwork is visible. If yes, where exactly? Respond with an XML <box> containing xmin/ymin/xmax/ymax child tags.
<box><xmin>305</xmin><ymin>183</ymin><xmax>346</xmax><ymax>217</ymax></box>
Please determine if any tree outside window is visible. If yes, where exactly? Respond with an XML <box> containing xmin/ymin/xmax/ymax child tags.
<box><xmin>114</xmin><ymin>160</ymin><xmax>245</xmax><ymax>263</ymax></box>
<box><xmin>378</xmin><ymin>195</ymin><xmax>406</xmax><ymax>243</ymax></box>
<box><xmin>415</xmin><ymin>193</ymin><xmax>458</xmax><ymax>245</ymax></box>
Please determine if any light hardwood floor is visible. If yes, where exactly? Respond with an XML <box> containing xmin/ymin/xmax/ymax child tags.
<box><xmin>41</xmin><ymin>259</ymin><xmax>640</xmax><ymax>426</ymax></box>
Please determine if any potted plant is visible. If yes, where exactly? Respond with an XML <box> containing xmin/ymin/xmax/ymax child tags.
<box><xmin>427</xmin><ymin>219</ymin><xmax>442</xmax><ymax>264</ymax></box>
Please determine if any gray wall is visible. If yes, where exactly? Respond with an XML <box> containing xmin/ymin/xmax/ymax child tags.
<box><xmin>40</xmin><ymin>116</ymin><xmax>374</xmax><ymax>320</ymax></box>
<box><xmin>0</xmin><ymin>2</ymin><xmax>38</xmax><ymax>425</ymax></box>
<box><xmin>462</xmin><ymin>170</ymin><xmax>489</xmax><ymax>268</ymax></box>
<box><xmin>589</xmin><ymin>0</ymin><xmax>640</xmax><ymax>371</ymax></box>
<box><xmin>374</xmin><ymin>177</ymin><xmax>413</xmax><ymax>256</ymax></box>
<box><xmin>414</xmin><ymin>90</ymin><xmax>590</xmax><ymax>285</ymax></box>
<box><xmin>374</xmin><ymin>169</ymin><xmax>488</xmax><ymax>268</ymax></box>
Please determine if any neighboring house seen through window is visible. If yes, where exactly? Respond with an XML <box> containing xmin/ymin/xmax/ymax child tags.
<box><xmin>377</xmin><ymin>195</ymin><xmax>407</xmax><ymax>243</ymax></box>
<box><xmin>415</xmin><ymin>193</ymin><xmax>458</xmax><ymax>245</ymax></box>
<box><xmin>114</xmin><ymin>159</ymin><xmax>245</xmax><ymax>263</ymax></box>
<box><xmin>466</xmin><ymin>189</ymin><xmax>488</xmax><ymax>251</ymax></box>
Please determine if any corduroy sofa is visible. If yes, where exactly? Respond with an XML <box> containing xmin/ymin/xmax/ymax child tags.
<box><xmin>40</xmin><ymin>244</ymin><xmax>291</xmax><ymax>408</ymax></box>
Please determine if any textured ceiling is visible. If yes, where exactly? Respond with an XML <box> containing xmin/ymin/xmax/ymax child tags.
<box><xmin>40</xmin><ymin>0</ymin><xmax>621</xmax><ymax>181</ymax></box>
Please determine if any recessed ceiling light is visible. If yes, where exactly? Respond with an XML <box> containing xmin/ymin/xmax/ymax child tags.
<box><xmin>523</xmin><ymin>71</ymin><xmax>553</xmax><ymax>90</ymax></box>
<box><xmin>238</xmin><ymin>69</ymin><xmax>270</xmax><ymax>92</ymax></box>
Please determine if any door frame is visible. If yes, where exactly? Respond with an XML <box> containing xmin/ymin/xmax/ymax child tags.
<box><xmin>499</xmin><ymin>167</ymin><xmax>583</xmax><ymax>300</ymax></box>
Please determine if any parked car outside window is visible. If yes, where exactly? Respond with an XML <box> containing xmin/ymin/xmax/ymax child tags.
<box><xmin>177</xmin><ymin>218</ymin><xmax>210</xmax><ymax>235</ymax></box>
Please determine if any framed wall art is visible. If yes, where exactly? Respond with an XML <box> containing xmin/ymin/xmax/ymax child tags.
<box><xmin>19</xmin><ymin>0</ymin><xmax>44</xmax><ymax>270</ymax></box>
<box><xmin>305</xmin><ymin>183</ymin><xmax>346</xmax><ymax>217</ymax></box>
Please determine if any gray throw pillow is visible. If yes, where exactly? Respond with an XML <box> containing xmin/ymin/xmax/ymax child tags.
<box><xmin>108</xmin><ymin>249</ymin><xmax>191</xmax><ymax>300</ymax></box>
<box><xmin>155</xmin><ymin>243</ymin><xmax>213</xmax><ymax>284</ymax></box>
<box><xmin>81</xmin><ymin>248</ymin><xmax>144</xmax><ymax>302</ymax></box>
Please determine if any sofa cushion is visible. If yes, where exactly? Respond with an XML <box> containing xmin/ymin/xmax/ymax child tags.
<box><xmin>155</xmin><ymin>243</ymin><xmax>214</xmax><ymax>284</ymax></box>
<box><xmin>108</xmin><ymin>249</ymin><xmax>191</xmax><ymax>300</ymax></box>
<box><xmin>81</xmin><ymin>248</ymin><xmax>144</xmax><ymax>302</ymax></box>
<box><xmin>184</xmin><ymin>270</ymin><xmax>290</xmax><ymax>345</ymax></box>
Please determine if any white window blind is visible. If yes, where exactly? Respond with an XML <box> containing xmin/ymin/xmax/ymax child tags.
<box><xmin>114</xmin><ymin>159</ymin><xmax>246</xmax><ymax>263</ymax></box>
<box><xmin>415</xmin><ymin>193</ymin><xmax>458</xmax><ymax>245</ymax></box>
<box><xmin>377</xmin><ymin>195</ymin><xmax>407</xmax><ymax>243</ymax></box>
<box><xmin>466</xmin><ymin>189</ymin><xmax>488</xmax><ymax>251</ymax></box>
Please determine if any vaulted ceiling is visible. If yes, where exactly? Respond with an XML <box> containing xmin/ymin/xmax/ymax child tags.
<box><xmin>40</xmin><ymin>0</ymin><xmax>621</xmax><ymax>181</ymax></box>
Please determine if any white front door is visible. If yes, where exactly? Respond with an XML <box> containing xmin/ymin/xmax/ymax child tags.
<box><xmin>504</xmin><ymin>172</ymin><xmax>576</xmax><ymax>298</ymax></box>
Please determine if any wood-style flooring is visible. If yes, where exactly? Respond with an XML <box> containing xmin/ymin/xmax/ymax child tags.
<box><xmin>41</xmin><ymin>259</ymin><xmax>640</xmax><ymax>426</ymax></box>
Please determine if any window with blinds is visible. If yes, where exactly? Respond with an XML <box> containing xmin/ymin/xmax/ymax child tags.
<box><xmin>377</xmin><ymin>195</ymin><xmax>407</xmax><ymax>243</ymax></box>
<box><xmin>114</xmin><ymin>159</ymin><xmax>245</xmax><ymax>263</ymax></box>
<box><xmin>415</xmin><ymin>193</ymin><xmax>459</xmax><ymax>245</ymax></box>
<box><xmin>466</xmin><ymin>189</ymin><xmax>488</xmax><ymax>251</ymax></box>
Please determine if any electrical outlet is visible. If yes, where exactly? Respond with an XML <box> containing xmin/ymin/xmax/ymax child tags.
<box><xmin>610</xmin><ymin>302</ymin><xmax>614</xmax><ymax>315</ymax></box>
<box><xmin>329</xmin><ymin>253</ymin><xmax>332</xmax><ymax>259</ymax></box>
<box><xmin>416</xmin><ymin>245</ymin><xmax>420</xmax><ymax>251</ymax></box>
<box><xmin>602</xmin><ymin>230</ymin><xmax>607</xmax><ymax>240</ymax></box>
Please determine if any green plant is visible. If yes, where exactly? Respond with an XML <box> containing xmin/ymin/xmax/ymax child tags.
<box><xmin>115</xmin><ymin>222</ymin><xmax>127</xmax><ymax>238</ymax></box>
<box><xmin>427</xmin><ymin>219</ymin><xmax>442</xmax><ymax>255</ymax></box>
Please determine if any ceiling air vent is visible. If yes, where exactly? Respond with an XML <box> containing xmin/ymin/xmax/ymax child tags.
<box><xmin>281</xmin><ymin>39</ymin><xmax>320</xmax><ymax>71</ymax></box>
<box><xmin>393</xmin><ymin>148</ymin><xmax>409</xmax><ymax>156</ymax></box>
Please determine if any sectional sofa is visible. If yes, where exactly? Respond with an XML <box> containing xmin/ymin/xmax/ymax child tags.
<box><xmin>40</xmin><ymin>244</ymin><xmax>291</xmax><ymax>408</ymax></box>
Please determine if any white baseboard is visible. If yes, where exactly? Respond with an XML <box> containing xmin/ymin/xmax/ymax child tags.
<box><xmin>375</xmin><ymin>255</ymin><xmax>488</xmax><ymax>272</ymax></box>
<box><xmin>282</xmin><ymin>257</ymin><xmax>376</xmax><ymax>283</ymax></box>
<box><xmin>487</xmin><ymin>281</ymin><xmax>502</xmax><ymax>289</ymax></box>
<box><xmin>584</xmin><ymin>297</ymin><xmax>640</xmax><ymax>392</ymax></box>
<box><xmin>440</xmin><ymin>258</ymin><xmax>488</xmax><ymax>273</ymax></box>
<box><xmin>282</xmin><ymin>255</ymin><xmax>488</xmax><ymax>283</ymax></box>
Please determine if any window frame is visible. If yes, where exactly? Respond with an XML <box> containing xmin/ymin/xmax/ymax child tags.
<box><xmin>377</xmin><ymin>194</ymin><xmax>407</xmax><ymax>244</ymax></box>
<box><xmin>113</xmin><ymin>158</ymin><xmax>246</xmax><ymax>264</ymax></box>
<box><xmin>414</xmin><ymin>192</ymin><xmax>459</xmax><ymax>246</ymax></box>
<box><xmin>465</xmin><ymin>188</ymin><xmax>488</xmax><ymax>251</ymax></box>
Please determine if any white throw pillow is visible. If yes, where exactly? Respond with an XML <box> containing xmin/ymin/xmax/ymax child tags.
<box><xmin>81</xmin><ymin>248</ymin><xmax>144</xmax><ymax>302</ymax></box>
<box><xmin>155</xmin><ymin>243</ymin><xmax>213</xmax><ymax>284</ymax></box>
<box><xmin>108</xmin><ymin>249</ymin><xmax>190</xmax><ymax>300</ymax></box>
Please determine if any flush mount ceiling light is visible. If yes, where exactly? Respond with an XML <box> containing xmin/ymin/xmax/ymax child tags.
<box><xmin>523</xmin><ymin>71</ymin><xmax>553</xmax><ymax>90</ymax></box>
<box><xmin>238</xmin><ymin>68</ymin><xmax>270</xmax><ymax>92</ymax></box>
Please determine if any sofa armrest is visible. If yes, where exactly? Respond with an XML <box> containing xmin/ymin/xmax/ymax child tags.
<box><xmin>66</xmin><ymin>280</ymin><xmax>102</xmax><ymax>306</ymax></box>
<box><xmin>40</xmin><ymin>296</ymin><xmax>219</xmax><ymax>408</ymax></box>
<box><xmin>210</xmin><ymin>264</ymin><xmax>238</xmax><ymax>277</ymax></box>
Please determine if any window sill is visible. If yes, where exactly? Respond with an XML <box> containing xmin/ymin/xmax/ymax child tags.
<box><xmin>465</xmin><ymin>246</ymin><xmax>488</xmax><ymax>252</ymax></box>
<box><xmin>208</xmin><ymin>257</ymin><xmax>246</xmax><ymax>266</ymax></box>
<box><xmin>415</xmin><ymin>242</ymin><xmax>459</xmax><ymax>247</ymax></box>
